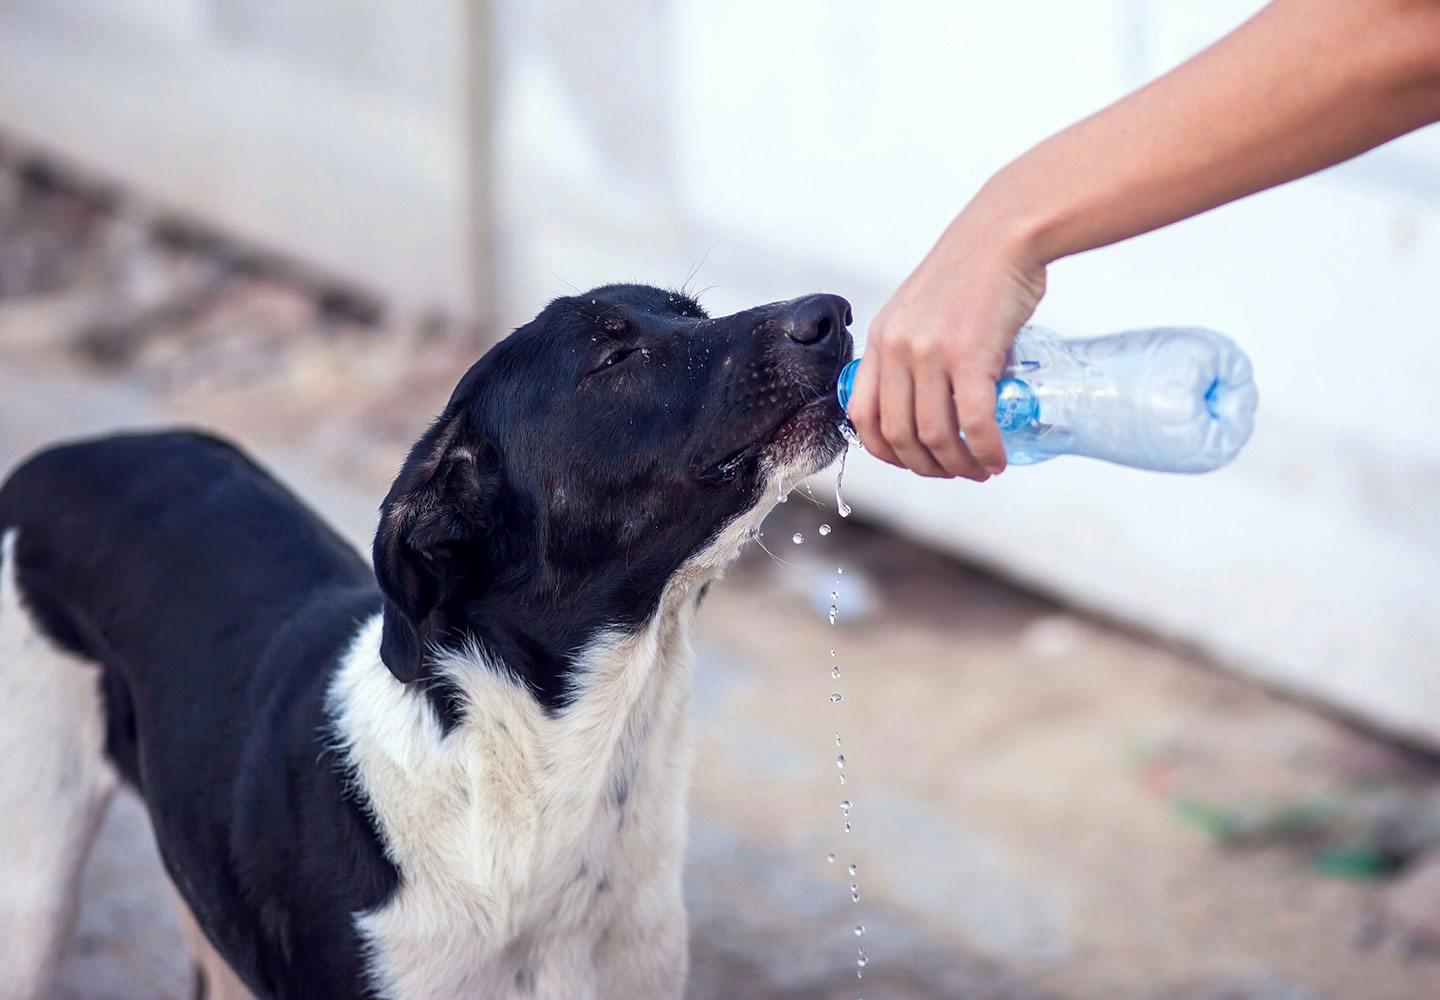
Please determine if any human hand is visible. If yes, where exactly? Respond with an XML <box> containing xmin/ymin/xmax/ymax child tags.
<box><xmin>847</xmin><ymin>192</ymin><xmax>1048</xmax><ymax>481</ymax></box>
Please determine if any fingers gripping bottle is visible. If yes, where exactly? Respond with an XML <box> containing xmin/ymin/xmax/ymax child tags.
<box><xmin>837</xmin><ymin>325</ymin><xmax>1258</xmax><ymax>473</ymax></box>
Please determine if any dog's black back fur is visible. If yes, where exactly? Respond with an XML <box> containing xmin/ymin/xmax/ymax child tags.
<box><xmin>0</xmin><ymin>431</ymin><xmax>397</xmax><ymax>996</ymax></box>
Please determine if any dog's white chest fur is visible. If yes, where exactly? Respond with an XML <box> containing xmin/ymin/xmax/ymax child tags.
<box><xmin>329</xmin><ymin>592</ymin><xmax>703</xmax><ymax>999</ymax></box>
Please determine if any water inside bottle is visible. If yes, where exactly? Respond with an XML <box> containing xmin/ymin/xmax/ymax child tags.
<box><xmin>837</xmin><ymin>325</ymin><xmax>1257</xmax><ymax>472</ymax></box>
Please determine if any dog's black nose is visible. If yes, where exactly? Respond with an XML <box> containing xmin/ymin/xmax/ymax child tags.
<box><xmin>776</xmin><ymin>294</ymin><xmax>852</xmax><ymax>345</ymax></box>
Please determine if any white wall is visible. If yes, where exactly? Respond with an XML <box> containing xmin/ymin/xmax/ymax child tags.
<box><xmin>491</xmin><ymin>1</ymin><xmax>1440</xmax><ymax>745</ymax></box>
<box><xmin>0</xmin><ymin>0</ymin><xmax>479</xmax><ymax>314</ymax></box>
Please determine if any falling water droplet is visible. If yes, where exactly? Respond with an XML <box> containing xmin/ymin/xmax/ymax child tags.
<box><xmin>830</xmin><ymin>692</ymin><xmax>843</xmax><ymax>703</ymax></box>
<box><xmin>830</xmin><ymin>649</ymin><xmax>837</xmax><ymax>657</ymax></box>
<box><xmin>834</xmin><ymin>733</ymin><xmax>842</xmax><ymax>746</ymax></box>
<box><xmin>831</xmin><ymin>666</ymin><xmax>841</xmax><ymax>679</ymax></box>
<box><xmin>844</xmin><ymin>820</ymin><xmax>852</xmax><ymax>833</ymax></box>
<box><xmin>837</xmin><ymin>565</ymin><xmax>845</xmax><ymax>575</ymax></box>
<box><xmin>838</xmin><ymin>773</ymin><xmax>846</xmax><ymax>785</ymax></box>
<box><xmin>855</xmin><ymin>925</ymin><xmax>866</xmax><ymax>937</ymax></box>
<box><xmin>830</xmin><ymin>590</ymin><xmax>838</xmax><ymax>600</ymax></box>
<box><xmin>850</xmin><ymin>884</ymin><xmax>860</xmax><ymax>901</ymax></box>
<box><xmin>818</xmin><ymin>523</ymin><xmax>832</xmax><ymax>536</ymax></box>
<box><xmin>836</xmin><ymin>755</ymin><xmax>846</xmax><ymax>770</ymax></box>
<box><xmin>836</xmin><ymin>452</ymin><xmax>854</xmax><ymax>517</ymax></box>
<box><xmin>840</xmin><ymin>800</ymin><xmax>852</xmax><ymax>815</ymax></box>
<box><xmin>827</xmin><ymin>852</ymin><xmax>836</xmax><ymax>864</ymax></box>
<box><xmin>848</xmin><ymin>863</ymin><xmax>858</xmax><ymax>876</ymax></box>
<box><xmin>792</xmin><ymin>532</ymin><xmax>804</xmax><ymax>544</ymax></box>
<box><xmin>828</xmin><ymin>605</ymin><xmax>838</xmax><ymax>625</ymax></box>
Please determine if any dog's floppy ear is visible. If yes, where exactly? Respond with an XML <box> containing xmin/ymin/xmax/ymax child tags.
<box><xmin>373</xmin><ymin>416</ymin><xmax>502</xmax><ymax>683</ymax></box>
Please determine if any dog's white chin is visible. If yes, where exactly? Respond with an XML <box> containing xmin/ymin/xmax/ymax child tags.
<box><xmin>764</xmin><ymin>446</ymin><xmax>837</xmax><ymax>491</ymax></box>
<box><xmin>762</xmin><ymin>399</ymin><xmax>847</xmax><ymax>482</ymax></box>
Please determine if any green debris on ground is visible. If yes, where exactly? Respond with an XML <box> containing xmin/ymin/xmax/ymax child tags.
<box><xmin>1170</xmin><ymin>790</ymin><xmax>1440</xmax><ymax>880</ymax></box>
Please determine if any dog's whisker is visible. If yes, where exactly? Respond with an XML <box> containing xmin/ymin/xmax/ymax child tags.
<box><xmin>548</xmin><ymin>268</ymin><xmax>582</xmax><ymax>293</ymax></box>
<box><xmin>798</xmin><ymin>483</ymin><xmax>828</xmax><ymax>510</ymax></box>
<box><xmin>680</xmin><ymin>242</ymin><xmax>718</xmax><ymax>296</ymax></box>
<box><xmin>752</xmin><ymin>529</ymin><xmax>799</xmax><ymax>571</ymax></box>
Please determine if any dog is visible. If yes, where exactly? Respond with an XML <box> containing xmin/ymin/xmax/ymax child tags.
<box><xmin>0</xmin><ymin>284</ymin><xmax>852</xmax><ymax>999</ymax></box>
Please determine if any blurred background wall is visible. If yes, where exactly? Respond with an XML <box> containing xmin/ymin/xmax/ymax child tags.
<box><xmin>1</xmin><ymin>0</ymin><xmax>1436</xmax><ymax>746</ymax></box>
<box><xmin>0</xmin><ymin>0</ymin><xmax>481</xmax><ymax>313</ymax></box>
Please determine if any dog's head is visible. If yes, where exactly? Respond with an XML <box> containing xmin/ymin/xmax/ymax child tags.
<box><xmin>373</xmin><ymin>284</ymin><xmax>853</xmax><ymax>705</ymax></box>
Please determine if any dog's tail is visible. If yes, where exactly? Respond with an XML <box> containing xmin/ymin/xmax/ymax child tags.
<box><xmin>0</xmin><ymin>520</ymin><xmax>119</xmax><ymax>999</ymax></box>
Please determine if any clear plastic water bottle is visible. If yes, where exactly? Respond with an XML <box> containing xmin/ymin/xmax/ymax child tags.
<box><xmin>836</xmin><ymin>325</ymin><xmax>1258</xmax><ymax>473</ymax></box>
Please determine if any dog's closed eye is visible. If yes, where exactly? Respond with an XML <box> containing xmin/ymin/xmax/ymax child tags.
<box><xmin>586</xmin><ymin>347</ymin><xmax>649</xmax><ymax>378</ymax></box>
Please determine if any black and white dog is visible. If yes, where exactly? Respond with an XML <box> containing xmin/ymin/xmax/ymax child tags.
<box><xmin>0</xmin><ymin>284</ymin><xmax>852</xmax><ymax>1000</ymax></box>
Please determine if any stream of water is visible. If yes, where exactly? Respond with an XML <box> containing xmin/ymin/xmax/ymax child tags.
<box><xmin>793</xmin><ymin>455</ymin><xmax>866</xmax><ymax>991</ymax></box>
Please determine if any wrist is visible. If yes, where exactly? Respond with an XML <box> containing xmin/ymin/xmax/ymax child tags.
<box><xmin>961</xmin><ymin>163</ymin><xmax>1066</xmax><ymax>271</ymax></box>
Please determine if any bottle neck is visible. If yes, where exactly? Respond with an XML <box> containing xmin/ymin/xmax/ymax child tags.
<box><xmin>836</xmin><ymin>358</ymin><xmax>1034</xmax><ymax>432</ymax></box>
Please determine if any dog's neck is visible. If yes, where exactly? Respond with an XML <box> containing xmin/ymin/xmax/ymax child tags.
<box><xmin>431</xmin><ymin>476</ymin><xmax>777</xmax><ymax>715</ymax></box>
<box><xmin>331</xmin><ymin>595</ymin><xmax>696</xmax><ymax>865</ymax></box>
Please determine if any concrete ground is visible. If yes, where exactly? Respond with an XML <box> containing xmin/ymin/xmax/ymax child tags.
<box><xmin>3</xmin><ymin>160</ymin><xmax>1440</xmax><ymax>1000</ymax></box>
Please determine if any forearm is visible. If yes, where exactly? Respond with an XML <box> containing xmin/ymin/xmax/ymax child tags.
<box><xmin>979</xmin><ymin>0</ymin><xmax>1440</xmax><ymax>265</ymax></box>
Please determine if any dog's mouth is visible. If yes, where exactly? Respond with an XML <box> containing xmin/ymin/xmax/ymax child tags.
<box><xmin>703</xmin><ymin>386</ymin><xmax>847</xmax><ymax>482</ymax></box>
<box><xmin>767</xmin><ymin>392</ymin><xmax>844</xmax><ymax>448</ymax></box>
